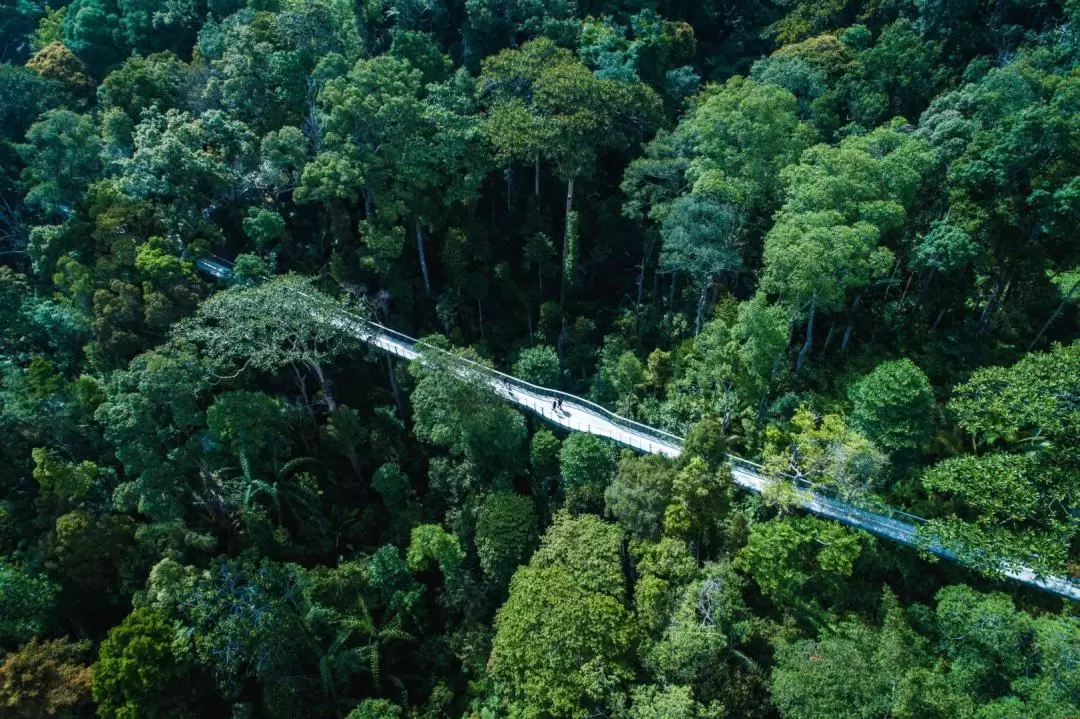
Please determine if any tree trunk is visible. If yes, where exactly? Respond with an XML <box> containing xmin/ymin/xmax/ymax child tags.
<box><xmin>557</xmin><ymin>317</ymin><xmax>568</xmax><ymax>372</ymax></box>
<box><xmin>293</xmin><ymin>365</ymin><xmax>318</xmax><ymax>427</ymax></box>
<box><xmin>636</xmin><ymin>235</ymin><xmax>655</xmax><ymax>310</ymax></box>
<box><xmin>931</xmin><ymin>308</ymin><xmax>946</xmax><ymax>332</ymax></box>
<box><xmin>309</xmin><ymin>361</ymin><xmax>337</xmax><ymax>414</ymax></box>
<box><xmin>914</xmin><ymin>268</ymin><xmax>936</xmax><ymax>310</ymax></box>
<box><xmin>345</xmin><ymin>447</ymin><xmax>364</xmax><ymax>483</ymax></box>
<box><xmin>636</xmin><ymin>260</ymin><xmax>647</xmax><ymax>308</ymax></box>
<box><xmin>1029</xmin><ymin>277</ymin><xmax>1080</xmax><ymax>350</ymax></box>
<box><xmin>385</xmin><ymin>354</ymin><xmax>406</xmax><ymax>418</ymax></box>
<box><xmin>667</xmin><ymin>271</ymin><xmax>677</xmax><ymax>323</ymax></box>
<box><xmin>822</xmin><ymin>319</ymin><xmax>837</xmax><ymax>354</ymax></box>
<box><xmin>505</xmin><ymin>167</ymin><xmax>512</xmax><ymax>214</ymax></box>
<box><xmin>415</xmin><ymin>220</ymin><xmax>431</xmax><ymax>294</ymax></box>
<box><xmin>560</xmin><ymin>176</ymin><xmax>576</xmax><ymax>309</ymax></box>
<box><xmin>977</xmin><ymin>271</ymin><xmax>1008</xmax><ymax>334</ymax></box>
<box><xmin>840</xmin><ymin>292</ymin><xmax>861</xmax><ymax>353</ymax></box>
<box><xmin>477</xmin><ymin>297</ymin><xmax>485</xmax><ymax>338</ymax></box>
<box><xmin>362</xmin><ymin>188</ymin><xmax>372</xmax><ymax>218</ymax></box>
<box><xmin>534</xmin><ymin>153</ymin><xmax>540</xmax><ymax>196</ymax></box>
<box><xmin>695</xmin><ymin>275</ymin><xmax>709</xmax><ymax>335</ymax></box>
<box><xmin>882</xmin><ymin>258</ymin><xmax>900</xmax><ymax>302</ymax></box>
<box><xmin>795</xmin><ymin>297</ymin><xmax>816</xmax><ymax>374</ymax></box>
<box><xmin>898</xmin><ymin>270</ymin><xmax>914</xmax><ymax>305</ymax></box>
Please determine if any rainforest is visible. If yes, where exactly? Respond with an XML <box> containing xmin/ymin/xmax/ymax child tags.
<box><xmin>0</xmin><ymin>0</ymin><xmax>1078</xmax><ymax>717</ymax></box>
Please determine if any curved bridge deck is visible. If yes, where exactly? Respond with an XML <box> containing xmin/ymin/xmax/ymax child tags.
<box><xmin>196</xmin><ymin>257</ymin><xmax>1080</xmax><ymax>602</ymax></box>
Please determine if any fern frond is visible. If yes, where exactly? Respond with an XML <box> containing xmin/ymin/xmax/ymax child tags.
<box><xmin>730</xmin><ymin>647</ymin><xmax>762</xmax><ymax>673</ymax></box>
<box><xmin>369</xmin><ymin>644</ymin><xmax>381</xmax><ymax>689</ymax></box>
<box><xmin>380</xmin><ymin>628</ymin><xmax>414</xmax><ymax>644</ymax></box>
<box><xmin>239</xmin><ymin>450</ymin><xmax>254</xmax><ymax>483</ymax></box>
<box><xmin>318</xmin><ymin>654</ymin><xmax>335</xmax><ymax>698</ymax></box>
<box><xmin>389</xmin><ymin>674</ymin><xmax>408</xmax><ymax>707</ymax></box>
<box><xmin>279</xmin><ymin>456</ymin><xmax>319</xmax><ymax>481</ymax></box>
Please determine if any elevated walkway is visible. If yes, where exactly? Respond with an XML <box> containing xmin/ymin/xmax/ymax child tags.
<box><xmin>195</xmin><ymin>257</ymin><xmax>1080</xmax><ymax>601</ymax></box>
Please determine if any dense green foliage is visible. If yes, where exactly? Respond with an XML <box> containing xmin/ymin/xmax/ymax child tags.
<box><xmin>0</xmin><ymin>1</ymin><xmax>1078</xmax><ymax>718</ymax></box>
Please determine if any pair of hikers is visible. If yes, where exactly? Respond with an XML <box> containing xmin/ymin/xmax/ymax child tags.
<box><xmin>551</xmin><ymin>398</ymin><xmax>564</xmax><ymax>413</ymax></box>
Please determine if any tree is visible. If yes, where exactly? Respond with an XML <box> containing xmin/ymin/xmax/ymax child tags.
<box><xmin>62</xmin><ymin>0</ymin><xmax>126</xmax><ymax>72</ymax></box>
<box><xmin>462</xmin><ymin>0</ymin><xmax>578</xmax><ymax>67</ymax></box>
<box><xmin>31</xmin><ymin>6</ymin><xmax>67</xmax><ymax>52</ymax></box>
<box><xmin>95</xmin><ymin>345</ymin><xmax>209</xmax><ymax>520</ymax></box>
<box><xmin>0</xmin><ymin>562</ymin><xmax>58</xmax><ymax>647</ymax></box>
<box><xmin>241</xmin><ymin>207</ymin><xmax>288</xmax><ymax>251</ymax></box>
<box><xmin>194</xmin><ymin>6</ymin><xmax>341</xmax><ymax>134</ymax></box>
<box><xmin>770</xmin><ymin>591</ymin><xmax>930</xmax><ymax>719</ymax></box>
<box><xmin>919</xmin><ymin>342</ymin><xmax>1080</xmax><ymax>575</ymax></box>
<box><xmin>641</xmin><ymin>560</ymin><xmax>753</xmax><ymax>708</ymax></box>
<box><xmin>765</xmin><ymin>406</ymin><xmax>889</xmax><ymax>499</ymax></box>
<box><xmin>158</xmin><ymin>556</ymin><xmax>318</xmax><ymax>710</ymax></box>
<box><xmin>0</xmin><ymin>637</ymin><xmax>93</xmax><ymax>719</ymax></box>
<box><xmin>623</xmin><ymin>76</ymin><xmax>813</xmax><ymax>323</ymax></box>
<box><xmin>529</xmin><ymin>427</ymin><xmax>561</xmax><ymax>510</ymax></box>
<box><xmin>474</xmin><ymin>492</ymin><xmax>537</xmax><ymax>585</ymax></box>
<box><xmin>929</xmin><ymin>585</ymin><xmax>1080</xmax><ymax>715</ymax></box>
<box><xmin>578</xmin><ymin>11</ymin><xmax>698</xmax><ymax>88</ymax></box>
<box><xmin>346</xmin><ymin>699</ymin><xmax>404</xmax><ymax>719</ymax></box>
<box><xmin>760</xmin><ymin>120</ymin><xmax>934</xmax><ymax>370</ymax></box>
<box><xmin>681</xmin><ymin>416</ymin><xmax>729</xmax><ymax>469</ymax></box>
<box><xmin>606</xmin><ymin>453</ymin><xmax>676</xmax><ymax>539</ymax></box>
<box><xmin>19</xmin><ymin>110</ymin><xmax>101</xmax><ymax>218</ymax></box>
<box><xmin>31</xmin><ymin>447</ymin><xmax>99</xmax><ymax>503</ymax></box>
<box><xmin>409</xmin><ymin>345</ymin><xmax>528</xmax><ymax>481</ymax></box>
<box><xmin>512</xmin><ymin>345</ymin><xmax>559</xmax><ymax>386</ymax></box>
<box><xmin>848</xmin><ymin>358</ymin><xmax>934</xmax><ymax>453</ymax></box>
<box><xmin>0</xmin><ymin>64</ymin><xmax>60</xmax><ymax>139</ymax></box>
<box><xmin>98</xmin><ymin>51</ymin><xmax>187</xmax><ymax>121</ymax></box>
<box><xmin>679</xmin><ymin>77</ymin><xmax>815</xmax><ymax>215</ymax></box>
<box><xmin>480</xmin><ymin>38</ymin><xmax>662</xmax><ymax>310</ymax></box>
<box><xmin>389</xmin><ymin>29</ymin><xmax>450</xmax><ymax>86</ymax></box>
<box><xmin>372</xmin><ymin>462</ymin><xmax>411</xmax><ymax>516</ymax></box>
<box><xmin>173</xmin><ymin>274</ymin><xmax>360</xmax><ymax>413</ymax></box>
<box><xmin>735</xmin><ymin>516</ymin><xmax>871</xmax><ymax>613</ymax></box>
<box><xmin>51</xmin><ymin>510</ymin><xmax>137</xmax><ymax>595</ymax></box>
<box><xmin>836</xmin><ymin>20</ymin><xmax>944</xmax><ymax>130</ymax></box>
<box><xmin>25</xmin><ymin>42</ymin><xmax>93</xmax><ymax>98</ymax></box>
<box><xmin>206</xmin><ymin>390</ymin><xmax>288</xmax><ymax>467</ymax></box>
<box><xmin>660</xmin><ymin>194</ymin><xmax>745</xmax><ymax>334</ymax></box>
<box><xmin>627</xmin><ymin>684</ymin><xmax>716</xmax><ymax>719</ymax></box>
<box><xmin>119</xmin><ymin>107</ymin><xmax>257</xmax><ymax>236</ymax></box>
<box><xmin>559</xmin><ymin>433</ymin><xmax>619</xmax><ymax>514</ymax></box>
<box><xmin>488</xmin><ymin>513</ymin><xmax>636</xmax><ymax>717</ymax></box>
<box><xmin>298</xmin><ymin>54</ymin><xmax>436</xmax><ymax>285</ymax></box>
<box><xmin>93</xmin><ymin>607</ymin><xmax>217</xmax><ymax>719</ymax></box>
<box><xmin>663</xmin><ymin>456</ymin><xmax>731</xmax><ymax>550</ymax></box>
<box><xmin>407</xmin><ymin>523</ymin><xmax>468</xmax><ymax>604</ymax></box>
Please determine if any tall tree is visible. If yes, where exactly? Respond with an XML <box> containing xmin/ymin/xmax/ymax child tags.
<box><xmin>760</xmin><ymin>120</ymin><xmax>934</xmax><ymax>370</ymax></box>
<box><xmin>171</xmin><ymin>274</ymin><xmax>361</xmax><ymax>414</ymax></box>
<box><xmin>488</xmin><ymin>512</ymin><xmax>637</xmax><ymax>717</ymax></box>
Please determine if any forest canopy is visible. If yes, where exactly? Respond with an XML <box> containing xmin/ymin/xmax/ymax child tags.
<box><xmin>0</xmin><ymin>1</ymin><xmax>1078</xmax><ymax>718</ymax></box>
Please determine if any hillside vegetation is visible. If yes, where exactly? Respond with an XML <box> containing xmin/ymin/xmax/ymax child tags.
<box><xmin>0</xmin><ymin>1</ymin><xmax>1078</xmax><ymax>717</ymax></box>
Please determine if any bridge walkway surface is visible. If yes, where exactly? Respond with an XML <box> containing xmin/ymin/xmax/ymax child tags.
<box><xmin>197</xmin><ymin>257</ymin><xmax>1080</xmax><ymax>602</ymax></box>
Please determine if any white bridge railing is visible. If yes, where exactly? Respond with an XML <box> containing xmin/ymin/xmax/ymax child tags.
<box><xmin>195</xmin><ymin>257</ymin><xmax>1080</xmax><ymax>602</ymax></box>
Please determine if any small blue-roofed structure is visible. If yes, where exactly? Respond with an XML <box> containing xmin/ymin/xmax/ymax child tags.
<box><xmin>195</xmin><ymin>256</ymin><xmax>235</xmax><ymax>281</ymax></box>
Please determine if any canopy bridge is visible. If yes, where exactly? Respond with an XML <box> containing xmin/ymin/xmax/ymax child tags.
<box><xmin>196</xmin><ymin>257</ymin><xmax>1080</xmax><ymax>602</ymax></box>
